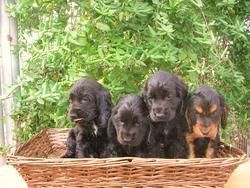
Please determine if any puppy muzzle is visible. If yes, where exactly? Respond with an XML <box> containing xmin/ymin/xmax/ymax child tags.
<box><xmin>150</xmin><ymin>111</ymin><xmax>173</xmax><ymax>122</ymax></box>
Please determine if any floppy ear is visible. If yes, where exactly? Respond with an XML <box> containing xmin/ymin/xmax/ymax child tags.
<box><xmin>96</xmin><ymin>90</ymin><xmax>112</xmax><ymax>129</ymax></box>
<box><xmin>219</xmin><ymin>94</ymin><xmax>228</xmax><ymax>129</ymax></box>
<box><xmin>184</xmin><ymin>94</ymin><xmax>193</xmax><ymax>133</ymax></box>
<box><xmin>175</xmin><ymin>78</ymin><xmax>188</xmax><ymax>99</ymax></box>
<box><xmin>146</xmin><ymin>120</ymin><xmax>156</xmax><ymax>145</ymax></box>
<box><xmin>107</xmin><ymin>112</ymin><xmax>117</xmax><ymax>141</ymax></box>
<box><xmin>176</xmin><ymin>78</ymin><xmax>188</xmax><ymax>113</ymax></box>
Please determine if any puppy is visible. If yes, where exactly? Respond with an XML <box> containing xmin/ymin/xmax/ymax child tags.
<box><xmin>61</xmin><ymin>78</ymin><xmax>112</xmax><ymax>158</ymax></box>
<box><xmin>142</xmin><ymin>71</ymin><xmax>189</xmax><ymax>158</ymax></box>
<box><xmin>184</xmin><ymin>86</ymin><xmax>228</xmax><ymax>158</ymax></box>
<box><xmin>102</xmin><ymin>95</ymin><xmax>155</xmax><ymax>157</ymax></box>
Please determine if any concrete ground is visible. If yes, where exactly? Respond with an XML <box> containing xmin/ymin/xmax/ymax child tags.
<box><xmin>225</xmin><ymin>159</ymin><xmax>250</xmax><ymax>188</ymax></box>
<box><xmin>0</xmin><ymin>165</ymin><xmax>28</xmax><ymax>188</ymax></box>
<box><xmin>0</xmin><ymin>158</ymin><xmax>249</xmax><ymax>187</ymax></box>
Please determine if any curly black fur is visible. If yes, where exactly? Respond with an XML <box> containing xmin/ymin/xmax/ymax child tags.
<box><xmin>101</xmin><ymin>95</ymin><xmax>158</xmax><ymax>157</ymax></box>
<box><xmin>142</xmin><ymin>71</ymin><xmax>189</xmax><ymax>158</ymax></box>
<box><xmin>61</xmin><ymin>78</ymin><xmax>112</xmax><ymax>158</ymax></box>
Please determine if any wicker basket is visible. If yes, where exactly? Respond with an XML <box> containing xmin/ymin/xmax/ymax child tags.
<box><xmin>15</xmin><ymin>128</ymin><xmax>69</xmax><ymax>158</ymax></box>
<box><xmin>8</xmin><ymin>128</ymin><xmax>247</xmax><ymax>188</ymax></box>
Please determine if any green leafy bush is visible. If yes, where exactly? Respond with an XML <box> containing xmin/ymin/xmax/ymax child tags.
<box><xmin>8</xmin><ymin>0</ymin><xmax>249</xmax><ymax>141</ymax></box>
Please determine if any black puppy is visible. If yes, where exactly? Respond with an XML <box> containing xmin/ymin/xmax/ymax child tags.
<box><xmin>102</xmin><ymin>95</ymin><xmax>155</xmax><ymax>157</ymax></box>
<box><xmin>184</xmin><ymin>86</ymin><xmax>228</xmax><ymax>158</ymax></box>
<box><xmin>62</xmin><ymin>78</ymin><xmax>112</xmax><ymax>158</ymax></box>
<box><xmin>142</xmin><ymin>71</ymin><xmax>188</xmax><ymax>158</ymax></box>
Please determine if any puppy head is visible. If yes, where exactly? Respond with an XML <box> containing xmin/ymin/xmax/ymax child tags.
<box><xmin>142</xmin><ymin>71</ymin><xmax>188</xmax><ymax>122</ymax></box>
<box><xmin>69</xmin><ymin>78</ymin><xmax>111</xmax><ymax>127</ymax></box>
<box><xmin>108</xmin><ymin>95</ymin><xmax>149</xmax><ymax>147</ymax></box>
<box><xmin>185</xmin><ymin>86</ymin><xmax>228</xmax><ymax>139</ymax></box>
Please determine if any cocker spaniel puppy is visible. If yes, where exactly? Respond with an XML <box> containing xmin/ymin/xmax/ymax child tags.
<box><xmin>102</xmin><ymin>95</ymin><xmax>156</xmax><ymax>157</ymax></box>
<box><xmin>184</xmin><ymin>86</ymin><xmax>228</xmax><ymax>158</ymax></box>
<box><xmin>142</xmin><ymin>71</ymin><xmax>189</xmax><ymax>158</ymax></box>
<box><xmin>61</xmin><ymin>78</ymin><xmax>112</xmax><ymax>158</ymax></box>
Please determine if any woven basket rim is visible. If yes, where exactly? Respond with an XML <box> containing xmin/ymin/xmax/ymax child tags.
<box><xmin>7</xmin><ymin>154</ymin><xmax>248</xmax><ymax>168</ymax></box>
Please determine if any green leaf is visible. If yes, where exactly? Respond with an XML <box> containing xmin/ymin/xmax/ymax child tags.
<box><xmin>148</xmin><ymin>25</ymin><xmax>156</xmax><ymax>36</ymax></box>
<box><xmin>98</xmin><ymin>48</ymin><xmax>104</xmax><ymax>58</ymax></box>
<box><xmin>37</xmin><ymin>98</ymin><xmax>44</xmax><ymax>105</ymax></box>
<box><xmin>68</xmin><ymin>38</ymin><xmax>84</xmax><ymax>46</ymax></box>
<box><xmin>189</xmin><ymin>0</ymin><xmax>203</xmax><ymax>8</ymax></box>
<box><xmin>96</xmin><ymin>22</ymin><xmax>110</xmax><ymax>31</ymax></box>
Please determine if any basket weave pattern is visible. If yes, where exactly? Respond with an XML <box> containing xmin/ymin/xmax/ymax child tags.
<box><xmin>8</xmin><ymin>128</ymin><xmax>247</xmax><ymax>188</ymax></box>
<box><xmin>15</xmin><ymin>128</ymin><xmax>68</xmax><ymax>158</ymax></box>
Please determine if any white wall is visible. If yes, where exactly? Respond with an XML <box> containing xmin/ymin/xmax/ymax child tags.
<box><xmin>0</xmin><ymin>0</ymin><xmax>20</xmax><ymax>147</ymax></box>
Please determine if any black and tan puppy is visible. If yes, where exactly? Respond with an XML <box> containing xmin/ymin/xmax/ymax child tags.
<box><xmin>102</xmin><ymin>95</ymin><xmax>155</xmax><ymax>157</ymax></box>
<box><xmin>184</xmin><ymin>86</ymin><xmax>228</xmax><ymax>158</ymax></box>
<box><xmin>62</xmin><ymin>78</ymin><xmax>112</xmax><ymax>158</ymax></box>
<box><xmin>142</xmin><ymin>71</ymin><xmax>189</xmax><ymax>158</ymax></box>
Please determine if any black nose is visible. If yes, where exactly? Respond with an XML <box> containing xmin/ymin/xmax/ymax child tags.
<box><xmin>153</xmin><ymin>107</ymin><xmax>163</xmax><ymax>114</ymax></box>
<box><xmin>69</xmin><ymin>113</ymin><xmax>78</xmax><ymax>119</ymax></box>
<box><xmin>69</xmin><ymin>107</ymin><xmax>82</xmax><ymax>118</ymax></box>
<box><xmin>70</xmin><ymin>107</ymin><xmax>82</xmax><ymax>115</ymax></box>
<box><xmin>153</xmin><ymin>107</ymin><xmax>167</xmax><ymax>118</ymax></box>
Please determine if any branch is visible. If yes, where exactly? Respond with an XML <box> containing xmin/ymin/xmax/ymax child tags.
<box><xmin>0</xmin><ymin>84</ymin><xmax>21</xmax><ymax>101</ymax></box>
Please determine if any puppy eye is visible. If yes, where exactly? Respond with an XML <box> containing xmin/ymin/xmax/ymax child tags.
<box><xmin>210</xmin><ymin>110</ymin><xmax>217</xmax><ymax>115</ymax></box>
<box><xmin>195</xmin><ymin>107</ymin><xmax>203</xmax><ymax>115</ymax></box>
<box><xmin>81</xmin><ymin>96</ymin><xmax>90</xmax><ymax>102</ymax></box>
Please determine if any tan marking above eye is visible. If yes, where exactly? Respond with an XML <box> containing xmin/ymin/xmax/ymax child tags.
<box><xmin>195</xmin><ymin>106</ymin><xmax>203</xmax><ymax>114</ymax></box>
<box><xmin>209</xmin><ymin>104</ymin><xmax>217</xmax><ymax>113</ymax></box>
